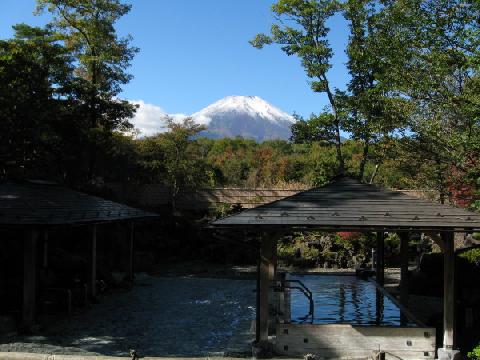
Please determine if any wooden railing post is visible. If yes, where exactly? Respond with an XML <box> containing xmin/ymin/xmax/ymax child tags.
<box><xmin>127</xmin><ymin>222</ymin><xmax>135</xmax><ymax>283</ymax></box>
<box><xmin>87</xmin><ymin>225</ymin><xmax>97</xmax><ymax>299</ymax></box>
<box><xmin>255</xmin><ymin>232</ymin><xmax>277</xmax><ymax>357</ymax></box>
<box><xmin>376</xmin><ymin>232</ymin><xmax>385</xmax><ymax>286</ymax></box>
<box><xmin>399</xmin><ymin>232</ymin><xmax>409</xmax><ymax>307</ymax></box>
<box><xmin>438</xmin><ymin>231</ymin><xmax>460</xmax><ymax>360</ymax></box>
<box><xmin>23</xmin><ymin>230</ymin><xmax>39</xmax><ymax>329</ymax></box>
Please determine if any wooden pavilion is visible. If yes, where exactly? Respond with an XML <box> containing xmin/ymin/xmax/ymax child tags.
<box><xmin>211</xmin><ymin>177</ymin><xmax>480</xmax><ymax>360</ymax></box>
<box><xmin>0</xmin><ymin>182</ymin><xmax>158</xmax><ymax>330</ymax></box>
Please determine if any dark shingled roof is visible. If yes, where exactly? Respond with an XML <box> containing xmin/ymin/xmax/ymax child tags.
<box><xmin>211</xmin><ymin>178</ymin><xmax>480</xmax><ymax>231</ymax></box>
<box><xmin>0</xmin><ymin>183</ymin><xmax>159</xmax><ymax>227</ymax></box>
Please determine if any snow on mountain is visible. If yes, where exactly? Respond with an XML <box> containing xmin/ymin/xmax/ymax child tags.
<box><xmin>191</xmin><ymin>96</ymin><xmax>295</xmax><ymax>141</ymax></box>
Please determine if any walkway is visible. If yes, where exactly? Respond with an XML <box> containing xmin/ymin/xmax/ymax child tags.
<box><xmin>0</xmin><ymin>276</ymin><xmax>256</xmax><ymax>357</ymax></box>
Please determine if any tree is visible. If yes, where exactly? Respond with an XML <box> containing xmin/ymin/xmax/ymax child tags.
<box><xmin>137</xmin><ymin>118</ymin><xmax>209</xmax><ymax>212</ymax></box>
<box><xmin>290</xmin><ymin>112</ymin><xmax>337</xmax><ymax>145</ymax></box>
<box><xmin>342</xmin><ymin>0</ymin><xmax>411</xmax><ymax>181</ymax></box>
<box><xmin>36</xmin><ymin>0</ymin><xmax>138</xmax><ymax>181</ymax></box>
<box><xmin>378</xmin><ymin>0</ymin><xmax>480</xmax><ymax>201</ymax></box>
<box><xmin>250</xmin><ymin>0</ymin><xmax>345</xmax><ymax>175</ymax></box>
<box><xmin>0</xmin><ymin>25</ymin><xmax>73</xmax><ymax>180</ymax></box>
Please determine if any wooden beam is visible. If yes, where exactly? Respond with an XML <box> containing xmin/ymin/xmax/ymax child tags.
<box><xmin>127</xmin><ymin>222</ymin><xmax>135</xmax><ymax>283</ymax></box>
<box><xmin>23</xmin><ymin>230</ymin><xmax>39</xmax><ymax>328</ymax></box>
<box><xmin>87</xmin><ymin>225</ymin><xmax>97</xmax><ymax>299</ymax></box>
<box><xmin>258</xmin><ymin>233</ymin><xmax>275</xmax><ymax>344</ymax></box>
<box><xmin>441</xmin><ymin>231</ymin><xmax>455</xmax><ymax>349</ymax></box>
<box><xmin>376</xmin><ymin>232</ymin><xmax>385</xmax><ymax>286</ymax></box>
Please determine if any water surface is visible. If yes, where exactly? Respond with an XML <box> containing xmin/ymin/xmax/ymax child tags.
<box><xmin>289</xmin><ymin>274</ymin><xmax>414</xmax><ymax>326</ymax></box>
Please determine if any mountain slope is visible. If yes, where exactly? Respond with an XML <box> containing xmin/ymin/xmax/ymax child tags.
<box><xmin>191</xmin><ymin>96</ymin><xmax>295</xmax><ymax>142</ymax></box>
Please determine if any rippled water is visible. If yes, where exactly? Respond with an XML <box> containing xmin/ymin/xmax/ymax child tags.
<box><xmin>289</xmin><ymin>274</ymin><xmax>415</xmax><ymax>326</ymax></box>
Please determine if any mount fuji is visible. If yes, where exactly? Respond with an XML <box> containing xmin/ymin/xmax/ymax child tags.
<box><xmin>191</xmin><ymin>96</ymin><xmax>295</xmax><ymax>142</ymax></box>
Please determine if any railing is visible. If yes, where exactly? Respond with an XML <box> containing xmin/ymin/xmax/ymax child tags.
<box><xmin>274</xmin><ymin>278</ymin><xmax>314</xmax><ymax>323</ymax></box>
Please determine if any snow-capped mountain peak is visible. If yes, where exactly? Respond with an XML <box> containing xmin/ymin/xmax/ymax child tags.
<box><xmin>188</xmin><ymin>95</ymin><xmax>295</xmax><ymax>141</ymax></box>
<box><xmin>191</xmin><ymin>95</ymin><xmax>295</xmax><ymax>126</ymax></box>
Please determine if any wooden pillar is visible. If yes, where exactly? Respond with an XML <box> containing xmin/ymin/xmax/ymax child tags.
<box><xmin>127</xmin><ymin>222</ymin><xmax>135</xmax><ymax>283</ymax></box>
<box><xmin>87</xmin><ymin>225</ymin><xmax>97</xmax><ymax>299</ymax></box>
<box><xmin>42</xmin><ymin>231</ymin><xmax>49</xmax><ymax>268</ymax></box>
<box><xmin>375</xmin><ymin>288</ymin><xmax>384</xmax><ymax>325</ymax></box>
<box><xmin>376</xmin><ymin>232</ymin><xmax>385</xmax><ymax>286</ymax></box>
<box><xmin>399</xmin><ymin>232</ymin><xmax>409</xmax><ymax>307</ymax></box>
<box><xmin>271</xmin><ymin>237</ymin><xmax>277</xmax><ymax>280</ymax></box>
<box><xmin>255</xmin><ymin>257</ymin><xmax>261</xmax><ymax>343</ymax></box>
<box><xmin>257</xmin><ymin>234</ymin><xmax>275</xmax><ymax>345</ymax></box>
<box><xmin>441</xmin><ymin>231</ymin><xmax>455</xmax><ymax>349</ymax></box>
<box><xmin>23</xmin><ymin>230</ymin><xmax>39</xmax><ymax>328</ymax></box>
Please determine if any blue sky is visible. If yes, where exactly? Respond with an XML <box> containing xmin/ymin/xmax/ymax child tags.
<box><xmin>0</xmin><ymin>0</ymin><xmax>350</xmax><ymax>133</ymax></box>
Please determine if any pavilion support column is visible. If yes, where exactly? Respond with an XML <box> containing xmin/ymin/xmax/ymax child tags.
<box><xmin>438</xmin><ymin>231</ymin><xmax>460</xmax><ymax>360</ymax></box>
<box><xmin>87</xmin><ymin>225</ymin><xmax>97</xmax><ymax>299</ymax></box>
<box><xmin>23</xmin><ymin>230</ymin><xmax>39</xmax><ymax>329</ymax></box>
<box><xmin>399</xmin><ymin>232</ymin><xmax>409</xmax><ymax>307</ymax></box>
<box><xmin>255</xmin><ymin>232</ymin><xmax>276</xmax><ymax>357</ymax></box>
<box><xmin>127</xmin><ymin>222</ymin><xmax>135</xmax><ymax>283</ymax></box>
<box><xmin>376</xmin><ymin>232</ymin><xmax>385</xmax><ymax>287</ymax></box>
<box><xmin>42</xmin><ymin>231</ymin><xmax>49</xmax><ymax>269</ymax></box>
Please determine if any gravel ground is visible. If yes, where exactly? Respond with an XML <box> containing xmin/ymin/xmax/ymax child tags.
<box><xmin>0</xmin><ymin>276</ymin><xmax>256</xmax><ymax>358</ymax></box>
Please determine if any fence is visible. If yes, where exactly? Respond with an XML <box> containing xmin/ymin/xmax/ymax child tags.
<box><xmin>106</xmin><ymin>183</ymin><xmax>306</xmax><ymax>210</ymax></box>
<box><xmin>106</xmin><ymin>183</ymin><xmax>441</xmax><ymax>210</ymax></box>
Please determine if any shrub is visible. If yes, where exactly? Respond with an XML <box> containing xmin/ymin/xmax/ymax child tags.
<box><xmin>468</xmin><ymin>344</ymin><xmax>480</xmax><ymax>360</ymax></box>
<box><xmin>459</xmin><ymin>248</ymin><xmax>480</xmax><ymax>266</ymax></box>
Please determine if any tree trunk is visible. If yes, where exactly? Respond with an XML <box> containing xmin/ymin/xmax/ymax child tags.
<box><xmin>435</xmin><ymin>158</ymin><xmax>446</xmax><ymax>204</ymax></box>
<box><xmin>334</xmin><ymin>117</ymin><xmax>345</xmax><ymax>175</ymax></box>
<box><xmin>369</xmin><ymin>163</ymin><xmax>379</xmax><ymax>184</ymax></box>
<box><xmin>88</xmin><ymin>59</ymin><xmax>98</xmax><ymax>181</ymax></box>
<box><xmin>359</xmin><ymin>137</ymin><xmax>369</xmax><ymax>181</ymax></box>
<box><xmin>323</xmin><ymin>78</ymin><xmax>344</xmax><ymax>175</ymax></box>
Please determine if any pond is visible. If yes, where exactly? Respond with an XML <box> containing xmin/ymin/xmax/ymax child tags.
<box><xmin>289</xmin><ymin>274</ymin><xmax>416</xmax><ymax>326</ymax></box>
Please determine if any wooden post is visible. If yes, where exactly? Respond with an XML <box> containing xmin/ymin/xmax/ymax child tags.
<box><xmin>87</xmin><ymin>225</ymin><xmax>97</xmax><ymax>299</ymax></box>
<box><xmin>23</xmin><ymin>230</ymin><xmax>39</xmax><ymax>328</ymax></box>
<box><xmin>375</xmin><ymin>288</ymin><xmax>384</xmax><ymax>325</ymax></box>
<box><xmin>258</xmin><ymin>234</ymin><xmax>275</xmax><ymax>345</ymax></box>
<box><xmin>127</xmin><ymin>222</ymin><xmax>135</xmax><ymax>283</ymax></box>
<box><xmin>42</xmin><ymin>231</ymin><xmax>48</xmax><ymax>268</ymax></box>
<box><xmin>271</xmin><ymin>237</ymin><xmax>277</xmax><ymax>281</ymax></box>
<box><xmin>256</xmin><ymin>258</ymin><xmax>261</xmax><ymax>343</ymax></box>
<box><xmin>376</xmin><ymin>232</ymin><xmax>385</xmax><ymax>287</ymax></box>
<box><xmin>441</xmin><ymin>231</ymin><xmax>455</xmax><ymax>349</ymax></box>
<box><xmin>399</xmin><ymin>232</ymin><xmax>409</xmax><ymax>307</ymax></box>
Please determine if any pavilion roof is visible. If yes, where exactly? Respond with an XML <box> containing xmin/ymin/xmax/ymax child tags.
<box><xmin>0</xmin><ymin>182</ymin><xmax>158</xmax><ymax>227</ymax></box>
<box><xmin>211</xmin><ymin>177</ymin><xmax>480</xmax><ymax>232</ymax></box>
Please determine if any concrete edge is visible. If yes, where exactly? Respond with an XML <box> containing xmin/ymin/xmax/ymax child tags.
<box><xmin>0</xmin><ymin>353</ymin><xmax>251</xmax><ymax>360</ymax></box>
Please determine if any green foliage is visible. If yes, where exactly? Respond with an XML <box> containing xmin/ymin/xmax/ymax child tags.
<box><xmin>210</xmin><ymin>202</ymin><xmax>244</xmax><ymax>219</ymax></box>
<box><xmin>459</xmin><ymin>248</ymin><xmax>480</xmax><ymax>267</ymax></box>
<box><xmin>136</xmin><ymin>118</ymin><xmax>208</xmax><ymax>209</ymax></box>
<box><xmin>290</xmin><ymin>113</ymin><xmax>337</xmax><ymax>144</ymax></box>
<box><xmin>468</xmin><ymin>344</ymin><xmax>480</xmax><ymax>360</ymax></box>
<box><xmin>0</xmin><ymin>25</ymin><xmax>74</xmax><ymax>180</ymax></box>
<box><xmin>251</xmin><ymin>0</ymin><xmax>345</xmax><ymax>174</ymax></box>
<box><xmin>277</xmin><ymin>231</ymin><xmax>379</xmax><ymax>269</ymax></box>
<box><xmin>36</xmin><ymin>0</ymin><xmax>138</xmax><ymax>179</ymax></box>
